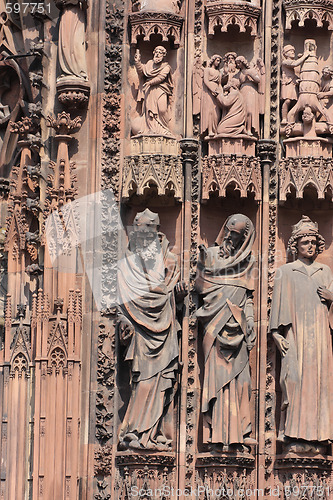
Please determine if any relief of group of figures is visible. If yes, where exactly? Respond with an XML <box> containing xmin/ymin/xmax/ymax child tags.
<box><xmin>116</xmin><ymin>211</ymin><xmax>333</xmax><ymax>454</ymax></box>
<box><xmin>130</xmin><ymin>39</ymin><xmax>333</xmax><ymax>141</ymax></box>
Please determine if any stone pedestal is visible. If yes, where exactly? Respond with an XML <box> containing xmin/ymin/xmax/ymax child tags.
<box><xmin>131</xmin><ymin>135</ymin><xmax>179</xmax><ymax>155</ymax></box>
<box><xmin>207</xmin><ymin>135</ymin><xmax>257</xmax><ymax>156</ymax></box>
<box><xmin>283</xmin><ymin>137</ymin><xmax>333</xmax><ymax>158</ymax></box>
<box><xmin>56</xmin><ymin>79</ymin><xmax>90</xmax><ymax>109</ymax></box>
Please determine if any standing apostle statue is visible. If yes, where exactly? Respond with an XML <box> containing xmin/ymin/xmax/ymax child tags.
<box><xmin>117</xmin><ymin>209</ymin><xmax>186</xmax><ymax>451</ymax></box>
<box><xmin>196</xmin><ymin>214</ymin><xmax>257</xmax><ymax>449</ymax></box>
<box><xmin>270</xmin><ymin>216</ymin><xmax>333</xmax><ymax>453</ymax></box>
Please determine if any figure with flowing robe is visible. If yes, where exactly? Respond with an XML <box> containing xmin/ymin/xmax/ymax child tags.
<box><xmin>55</xmin><ymin>0</ymin><xmax>89</xmax><ymax>82</ymax></box>
<box><xmin>132</xmin><ymin>46</ymin><xmax>174</xmax><ymax>136</ymax></box>
<box><xmin>196</xmin><ymin>214</ymin><xmax>257</xmax><ymax>449</ymax></box>
<box><xmin>216</xmin><ymin>78</ymin><xmax>247</xmax><ymax>136</ymax></box>
<box><xmin>269</xmin><ymin>216</ymin><xmax>333</xmax><ymax>453</ymax></box>
<box><xmin>235</xmin><ymin>56</ymin><xmax>261</xmax><ymax>136</ymax></box>
<box><xmin>117</xmin><ymin>209</ymin><xmax>186</xmax><ymax>451</ymax></box>
<box><xmin>200</xmin><ymin>55</ymin><xmax>223</xmax><ymax>137</ymax></box>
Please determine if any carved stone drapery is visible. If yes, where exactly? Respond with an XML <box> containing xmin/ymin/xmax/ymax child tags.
<box><xmin>279</xmin><ymin>157</ymin><xmax>333</xmax><ymax>201</ymax></box>
<box><xmin>201</xmin><ymin>154</ymin><xmax>261</xmax><ymax>201</ymax></box>
<box><xmin>284</xmin><ymin>0</ymin><xmax>333</xmax><ymax>30</ymax></box>
<box><xmin>129</xmin><ymin>11</ymin><xmax>184</xmax><ymax>47</ymax></box>
<box><xmin>205</xmin><ymin>0</ymin><xmax>261</xmax><ymax>38</ymax></box>
<box><xmin>122</xmin><ymin>154</ymin><xmax>183</xmax><ymax>202</ymax></box>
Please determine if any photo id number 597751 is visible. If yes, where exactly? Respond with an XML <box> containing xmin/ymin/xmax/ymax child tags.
<box><xmin>5</xmin><ymin>3</ymin><xmax>51</xmax><ymax>15</ymax></box>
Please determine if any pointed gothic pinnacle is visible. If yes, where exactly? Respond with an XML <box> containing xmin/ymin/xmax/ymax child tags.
<box><xmin>47</xmin><ymin>111</ymin><xmax>82</xmax><ymax>136</ymax></box>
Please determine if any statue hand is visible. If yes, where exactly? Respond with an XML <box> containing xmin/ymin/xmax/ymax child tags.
<box><xmin>272</xmin><ymin>331</ymin><xmax>289</xmax><ymax>357</ymax></box>
<box><xmin>317</xmin><ymin>286</ymin><xmax>333</xmax><ymax>303</ymax></box>
<box><xmin>118</xmin><ymin>320</ymin><xmax>135</xmax><ymax>345</ymax></box>
<box><xmin>134</xmin><ymin>49</ymin><xmax>141</xmax><ymax>63</ymax></box>
<box><xmin>142</xmin><ymin>81</ymin><xmax>150</xmax><ymax>92</ymax></box>
<box><xmin>246</xmin><ymin>318</ymin><xmax>256</xmax><ymax>351</ymax></box>
<box><xmin>175</xmin><ymin>281</ymin><xmax>188</xmax><ymax>302</ymax></box>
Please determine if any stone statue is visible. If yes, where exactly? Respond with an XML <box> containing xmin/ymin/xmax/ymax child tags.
<box><xmin>132</xmin><ymin>46</ymin><xmax>174</xmax><ymax>136</ymax></box>
<box><xmin>196</xmin><ymin>214</ymin><xmax>257</xmax><ymax>449</ymax></box>
<box><xmin>117</xmin><ymin>209</ymin><xmax>187</xmax><ymax>451</ymax></box>
<box><xmin>216</xmin><ymin>78</ymin><xmax>247</xmax><ymax>136</ymax></box>
<box><xmin>269</xmin><ymin>216</ymin><xmax>333</xmax><ymax>453</ymax></box>
<box><xmin>235</xmin><ymin>56</ymin><xmax>261</xmax><ymax>136</ymax></box>
<box><xmin>200</xmin><ymin>55</ymin><xmax>222</xmax><ymax>137</ymax></box>
<box><xmin>221</xmin><ymin>52</ymin><xmax>238</xmax><ymax>86</ymax></box>
<box><xmin>281</xmin><ymin>45</ymin><xmax>310</xmax><ymax>124</ymax></box>
<box><xmin>287</xmin><ymin>40</ymin><xmax>332</xmax><ymax>128</ymax></box>
<box><xmin>318</xmin><ymin>66</ymin><xmax>333</xmax><ymax>123</ymax></box>
<box><xmin>55</xmin><ymin>0</ymin><xmax>89</xmax><ymax>82</ymax></box>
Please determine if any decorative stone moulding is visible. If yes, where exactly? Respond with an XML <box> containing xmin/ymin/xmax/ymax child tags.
<box><xmin>131</xmin><ymin>135</ymin><xmax>179</xmax><ymax>155</ymax></box>
<box><xmin>122</xmin><ymin>154</ymin><xmax>183</xmax><ymax>201</ymax></box>
<box><xmin>207</xmin><ymin>136</ymin><xmax>257</xmax><ymax>156</ymax></box>
<box><xmin>284</xmin><ymin>0</ymin><xmax>333</xmax><ymax>30</ymax></box>
<box><xmin>205</xmin><ymin>0</ymin><xmax>261</xmax><ymax>37</ymax></box>
<box><xmin>56</xmin><ymin>79</ymin><xmax>90</xmax><ymax>109</ymax></box>
<box><xmin>201</xmin><ymin>154</ymin><xmax>261</xmax><ymax>201</ymax></box>
<box><xmin>283</xmin><ymin>136</ymin><xmax>333</xmax><ymax>158</ymax></box>
<box><xmin>129</xmin><ymin>12</ymin><xmax>184</xmax><ymax>47</ymax></box>
<box><xmin>279</xmin><ymin>157</ymin><xmax>333</xmax><ymax>201</ymax></box>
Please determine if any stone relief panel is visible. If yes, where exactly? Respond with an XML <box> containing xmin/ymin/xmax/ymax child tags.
<box><xmin>281</xmin><ymin>40</ymin><xmax>333</xmax><ymax>158</ymax></box>
<box><xmin>205</xmin><ymin>0</ymin><xmax>261</xmax><ymax>38</ymax></box>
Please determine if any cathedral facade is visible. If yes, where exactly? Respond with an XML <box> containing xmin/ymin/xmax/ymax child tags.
<box><xmin>0</xmin><ymin>0</ymin><xmax>333</xmax><ymax>498</ymax></box>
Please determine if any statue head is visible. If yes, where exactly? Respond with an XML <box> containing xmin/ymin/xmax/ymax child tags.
<box><xmin>235</xmin><ymin>56</ymin><xmax>250</xmax><ymax>69</ymax></box>
<box><xmin>283</xmin><ymin>45</ymin><xmax>295</xmax><ymax>59</ymax></box>
<box><xmin>302</xmin><ymin>106</ymin><xmax>315</xmax><ymax>124</ymax></box>
<box><xmin>153</xmin><ymin>46</ymin><xmax>167</xmax><ymax>64</ymax></box>
<box><xmin>223</xmin><ymin>52</ymin><xmax>237</xmax><ymax>65</ymax></box>
<box><xmin>288</xmin><ymin>215</ymin><xmax>325</xmax><ymax>258</ymax></box>
<box><xmin>322</xmin><ymin>66</ymin><xmax>333</xmax><ymax>79</ymax></box>
<box><xmin>220</xmin><ymin>214</ymin><xmax>252</xmax><ymax>257</ymax></box>
<box><xmin>304</xmin><ymin>39</ymin><xmax>317</xmax><ymax>54</ymax></box>
<box><xmin>225</xmin><ymin>77</ymin><xmax>240</xmax><ymax>92</ymax></box>
<box><xmin>130</xmin><ymin>209</ymin><xmax>161</xmax><ymax>261</ymax></box>
<box><xmin>209</xmin><ymin>54</ymin><xmax>222</xmax><ymax>68</ymax></box>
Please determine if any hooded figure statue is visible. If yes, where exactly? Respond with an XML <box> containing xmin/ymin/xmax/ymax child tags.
<box><xmin>196</xmin><ymin>214</ymin><xmax>257</xmax><ymax>448</ymax></box>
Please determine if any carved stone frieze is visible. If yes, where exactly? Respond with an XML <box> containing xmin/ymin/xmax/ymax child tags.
<box><xmin>273</xmin><ymin>466</ymin><xmax>332</xmax><ymax>499</ymax></box>
<box><xmin>115</xmin><ymin>462</ymin><xmax>175</xmax><ymax>500</ymax></box>
<box><xmin>205</xmin><ymin>0</ymin><xmax>261</xmax><ymax>38</ymax></box>
<box><xmin>195</xmin><ymin>464</ymin><xmax>255</xmax><ymax>499</ymax></box>
<box><xmin>201</xmin><ymin>155</ymin><xmax>261</xmax><ymax>201</ymax></box>
<box><xmin>284</xmin><ymin>0</ymin><xmax>333</xmax><ymax>30</ymax></box>
<box><xmin>122</xmin><ymin>154</ymin><xmax>183</xmax><ymax>201</ymax></box>
<box><xmin>279</xmin><ymin>157</ymin><xmax>333</xmax><ymax>201</ymax></box>
<box><xmin>129</xmin><ymin>11</ymin><xmax>184</xmax><ymax>47</ymax></box>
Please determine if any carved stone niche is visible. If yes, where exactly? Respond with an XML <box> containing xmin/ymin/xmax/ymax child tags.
<box><xmin>284</xmin><ymin>0</ymin><xmax>333</xmax><ymax>30</ymax></box>
<box><xmin>0</xmin><ymin>61</ymin><xmax>24</xmax><ymax>125</ymax></box>
<box><xmin>279</xmin><ymin>157</ymin><xmax>333</xmax><ymax>201</ymax></box>
<box><xmin>205</xmin><ymin>0</ymin><xmax>261</xmax><ymax>38</ymax></box>
<box><xmin>201</xmin><ymin>154</ymin><xmax>262</xmax><ymax>201</ymax></box>
<box><xmin>129</xmin><ymin>12</ymin><xmax>184</xmax><ymax>47</ymax></box>
<box><xmin>122</xmin><ymin>154</ymin><xmax>183</xmax><ymax>202</ymax></box>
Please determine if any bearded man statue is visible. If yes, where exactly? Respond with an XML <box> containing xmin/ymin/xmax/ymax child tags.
<box><xmin>196</xmin><ymin>214</ymin><xmax>257</xmax><ymax>450</ymax></box>
<box><xmin>117</xmin><ymin>209</ymin><xmax>186</xmax><ymax>451</ymax></box>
